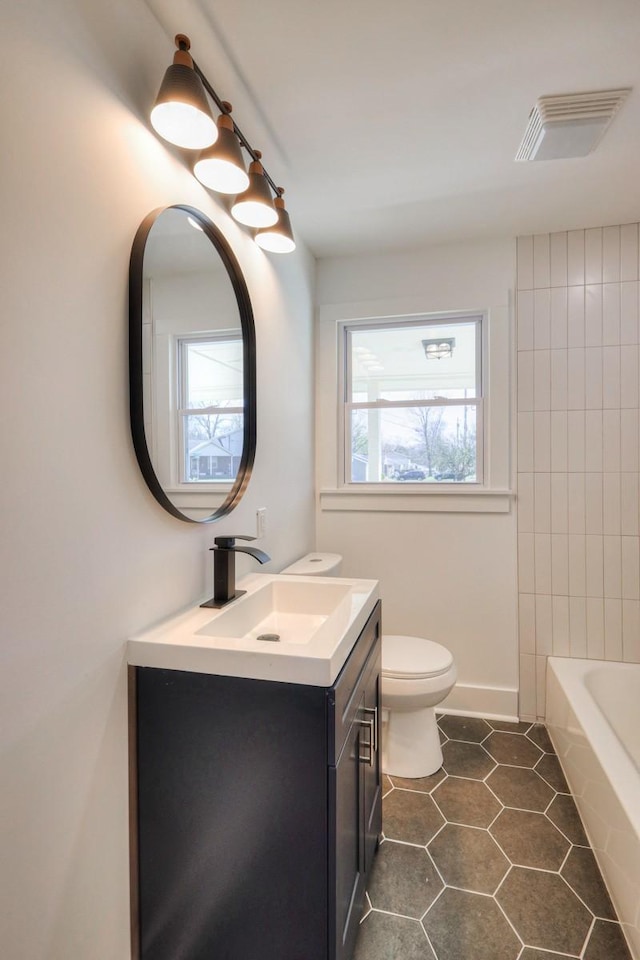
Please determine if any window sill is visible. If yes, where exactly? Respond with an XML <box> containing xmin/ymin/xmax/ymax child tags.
<box><xmin>318</xmin><ymin>486</ymin><xmax>513</xmax><ymax>514</ymax></box>
<box><xmin>164</xmin><ymin>484</ymin><xmax>233</xmax><ymax>496</ymax></box>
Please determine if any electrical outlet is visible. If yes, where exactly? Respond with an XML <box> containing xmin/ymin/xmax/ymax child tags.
<box><xmin>256</xmin><ymin>507</ymin><xmax>267</xmax><ymax>539</ymax></box>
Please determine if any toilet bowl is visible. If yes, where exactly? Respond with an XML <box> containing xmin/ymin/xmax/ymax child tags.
<box><xmin>280</xmin><ymin>554</ymin><xmax>457</xmax><ymax>779</ymax></box>
<box><xmin>381</xmin><ymin>635</ymin><xmax>457</xmax><ymax>779</ymax></box>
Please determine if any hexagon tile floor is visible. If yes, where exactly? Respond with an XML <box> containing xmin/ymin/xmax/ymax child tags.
<box><xmin>354</xmin><ymin>715</ymin><xmax>633</xmax><ymax>960</ymax></box>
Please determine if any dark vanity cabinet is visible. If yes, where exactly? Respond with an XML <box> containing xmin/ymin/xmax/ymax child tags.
<box><xmin>131</xmin><ymin>601</ymin><xmax>381</xmax><ymax>960</ymax></box>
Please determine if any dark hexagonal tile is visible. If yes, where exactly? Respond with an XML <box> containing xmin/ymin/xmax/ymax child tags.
<box><xmin>423</xmin><ymin>887</ymin><xmax>521</xmax><ymax>960</ymax></box>
<box><xmin>432</xmin><ymin>776</ymin><xmax>502</xmax><ymax>827</ymax></box>
<box><xmin>526</xmin><ymin>723</ymin><xmax>555</xmax><ymax>753</ymax></box>
<box><xmin>438</xmin><ymin>715</ymin><xmax>492</xmax><ymax>743</ymax></box>
<box><xmin>389</xmin><ymin>768</ymin><xmax>446</xmax><ymax>793</ymax></box>
<box><xmin>546</xmin><ymin>794</ymin><xmax>588</xmax><ymax>845</ymax></box>
<box><xmin>497</xmin><ymin>867</ymin><xmax>592</xmax><ymax>955</ymax></box>
<box><xmin>535</xmin><ymin>753</ymin><xmax>569</xmax><ymax>792</ymax></box>
<box><xmin>490</xmin><ymin>809</ymin><xmax>569</xmax><ymax>869</ymax></box>
<box><xmin>484</xmin><ymin>731</ymin><xmax>543</xmax><ymax>767</ymax></box>
<box><xmin>367</xmin><ymin>841</ymin><xmax>444</xmax><ymax>919</ymax></box>
<box><xmin>561</xmin><ymin>846</ymin><xmax>617</xmax><ymax>920</ymax></box>
<box><xmin>583</xmin><ymin>919</ymin><xmax>633</xmax><ymax>960</ymax></box>
<box><xmin>486</xmin><ymin>765</ymin><xmax>554</xmax><ymax>812</ymax></box>
<box><xmin>441</xmin><ymin>740</ymin><xmax>496</xmax><ymax>779</ymax></box>
<box><xmin>354</xmin><ymin>910</ymin><xmax>437</xmax><ymax>960</ymax></box>
<box><xmin>487</xmin><ymin>719</ymin><xmax>532</xmax><ymax>733</ymax></box>
<box><xmin>382</xmin><ymin>774</ymin><xmax>393</xmax><ymax>797</ymax></box>
<box><xmin>382</xmin><ymin>789</ymin><xmax>445</xmax><ymax>844</ymax></box>
<box><xmin>428</xmin><ymin>823</ymin><xmax>509</xmax><ymax>894</ymax></box>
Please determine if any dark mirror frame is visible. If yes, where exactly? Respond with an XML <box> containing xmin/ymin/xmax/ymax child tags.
<box><xmin>129</xmin><ymin>204</ymin><xmax>257</xmax><ymax>523</ymax></box>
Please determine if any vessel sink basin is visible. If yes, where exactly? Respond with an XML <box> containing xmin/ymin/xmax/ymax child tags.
<box><xmin>128</xmin><ymin>573</ymin><xmax>379</xmax><ymax>686</ymax></box>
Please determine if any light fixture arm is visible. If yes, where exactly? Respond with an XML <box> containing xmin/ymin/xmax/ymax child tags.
<box><xmin>189</xmin><ymin>60</ymin><xmax>280</xmax><ymax>199</ymax></box>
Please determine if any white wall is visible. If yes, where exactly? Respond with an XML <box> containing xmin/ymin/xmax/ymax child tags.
<box><xmin>316</xmin><ymin>239</ymin><xmax>519</xmax><ymax>718</ymax></box>
<box><xmin>517</xmin><ymin>226</ymin><xmax>640</xmax><ymax>720</ymax></box>
<box><xmin>0</xmin><ymin>1</ymin><xmax>315</xmax><ymax>957</ymax></box>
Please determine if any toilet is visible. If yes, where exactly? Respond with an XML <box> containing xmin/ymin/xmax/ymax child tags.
<box><xmin>279</xmin><ymin>553</ymin><xmax>457</xmax><ymax>779</ymax></box>
<box><xmin>381</xmin><ymin>635</ymin><xmax>456</xmax><ymax>778</ymax></box>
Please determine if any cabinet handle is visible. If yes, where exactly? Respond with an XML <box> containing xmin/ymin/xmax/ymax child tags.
<box><xmin>357</xmin><ymin>718</ymin><xmax>374</xmax><ymax>766</ymax></box>
<box><xmin>362</xmin><ymin>706</ymin><xmax>378</xmax><ymax>752</ymax></box>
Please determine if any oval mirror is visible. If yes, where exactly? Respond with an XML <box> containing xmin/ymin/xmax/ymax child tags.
<box><xmin>129</xmin><ymin>205</ymin><xmax>256</xmax><ymax>522</ymax></box>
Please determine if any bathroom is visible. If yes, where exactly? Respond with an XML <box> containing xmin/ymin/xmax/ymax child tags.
<box><xmin>1</xmin><ymin>1</ymin><xmax>639</xmax><ymax>958</ymax></box>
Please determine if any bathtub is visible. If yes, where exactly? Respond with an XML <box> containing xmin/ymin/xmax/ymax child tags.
<box><xmin>546</xmin><ymin>657</ymin><xmax>640</xmax><ymax>960</ymax></box>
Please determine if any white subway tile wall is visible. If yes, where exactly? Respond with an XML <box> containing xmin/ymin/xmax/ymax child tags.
<box><xmin>517</xmin><ymin>226</ymin><xmax>640</xmax><ymax>719</ymax></box>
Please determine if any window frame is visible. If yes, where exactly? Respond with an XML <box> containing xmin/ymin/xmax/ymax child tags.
<box><xmin>337</xmin><ymin>312</ymin><xmax>488</xmax><ymax>490</ymax></box>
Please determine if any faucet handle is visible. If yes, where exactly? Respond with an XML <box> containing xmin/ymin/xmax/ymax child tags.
<box><xmin>213</xmin><ymin>534</ymin><xmax>257</xmax><ymax>549</ymax></box>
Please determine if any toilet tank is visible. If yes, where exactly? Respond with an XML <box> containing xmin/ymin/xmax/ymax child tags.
<box><xmin>279</xmin><ymin>553</ymin><xmax>343</xmax><ymax>576</ymax></box>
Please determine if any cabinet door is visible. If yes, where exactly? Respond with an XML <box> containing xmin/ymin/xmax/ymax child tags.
<box><xmin>362</xmin><ymin>644</ymin><xmax>382</xmax><ymax>874</ymax></box>
<box><xmin>134</xmin><ymin>668</ymin><xmax>328</xmax><ymax>960</ymax></box>
<box><xmin>328</xmin><ymin>691</ymin><xmax>366</xmax><ymax>960</ymax></box>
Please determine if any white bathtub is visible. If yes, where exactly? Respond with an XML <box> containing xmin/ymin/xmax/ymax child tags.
<box><xmin>546</xmin><ymin>657</ymin><xmax>640</xmax><ymax>960</ymax></box>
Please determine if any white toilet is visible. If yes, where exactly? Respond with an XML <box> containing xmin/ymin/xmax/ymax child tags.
<box><xmin>381</xmin><ymin>635</ymin><xmax>456</xmax><ymax>778</ymax></box>
<box><xmin>279</xmin><ymin>553</ymin><xmax>457</xmax><ymax>779</ymax></box>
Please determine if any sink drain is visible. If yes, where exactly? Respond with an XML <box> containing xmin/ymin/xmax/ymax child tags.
<box><xmin>257</xmin><ymin>633</ymin><xmax>281</xmax><ymax>642</ymax></box>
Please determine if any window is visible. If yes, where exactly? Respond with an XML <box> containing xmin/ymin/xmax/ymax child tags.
<box><xmin>343</xmin><ymin>315</ymin><xmax>483</xmax><ymax>484</ymax></box>
<box><xmin>177</xmin><ymin>334</ymin><xmax>243</xmax><ymax>484</ymax></box>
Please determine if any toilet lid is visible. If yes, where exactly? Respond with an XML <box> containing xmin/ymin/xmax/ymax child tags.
<box><xmin>382</xmin><ymin>635</ymin><xmax>453</xmax><ymax>680</ymax></box>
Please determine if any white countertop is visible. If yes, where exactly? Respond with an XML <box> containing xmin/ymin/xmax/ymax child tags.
<box><xmin>127</xmin><ymin>573</ymin><xmax>380</xmax><ymax>686</ymax></box>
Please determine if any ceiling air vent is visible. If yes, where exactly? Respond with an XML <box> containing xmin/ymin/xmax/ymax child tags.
<box><xmin>515</xmin><ymin>89</ymin><xmax>630</xmax><ymax>161</ymax></box>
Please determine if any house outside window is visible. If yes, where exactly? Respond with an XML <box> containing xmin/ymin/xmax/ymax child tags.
<box><xmin>178</xmin><ymin>334</ymin><xmax>243</xmax><ymax>484</ymax></box>
<box><xmin>343</xmin><ymin>315</ymin><xmax>483</xmax><ymax>484</ymax></box>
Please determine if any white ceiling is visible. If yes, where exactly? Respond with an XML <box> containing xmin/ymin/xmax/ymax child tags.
<box><xmin>145</xmin><ymin>0</ymin><xmax>640</xmax><ymax>258</ymax></box>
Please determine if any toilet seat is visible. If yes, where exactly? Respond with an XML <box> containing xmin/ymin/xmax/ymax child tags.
<box><xmin>382</xmin><ymin>635</ymin><xmax>453</xmax><ymax>680</ymax></box>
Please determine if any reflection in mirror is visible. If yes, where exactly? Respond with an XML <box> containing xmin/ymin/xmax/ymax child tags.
<box><xmin>179</xmin><ymin>335</ymin><xmax>243</xmax><ymax>483</ymax></box>
<box><xmin>130</xmin><ymin>205</ymin><xmax>256</xmax><ymax>522</ymax></box>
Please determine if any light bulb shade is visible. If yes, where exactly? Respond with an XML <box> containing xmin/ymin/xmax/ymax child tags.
<box><xmin>231</xmin><ymin>159</ymin><xmax>277</xmax><ymax>228</ymax></box>
<box><xmin>150</xmin><ymin>63</ymin><xmax>217</xmax><ymax>149</ymax></box>
<box><xmin>255</xmin><ymin>198</ymin><xmax>296</xmax><ymax>253</ymax></box>
<box><xmin>193</xmin><ymin>116</ymin><xmax>249</xmax><ymax>194</ymax></box>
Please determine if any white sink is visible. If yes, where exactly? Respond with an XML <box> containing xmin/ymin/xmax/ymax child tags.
<box><xmin>128</xmin><ymin>574</ymin><xmax>379</xmax><ymax>686</ymax></box>
<box><xmin>196</xmin><ymin>579</ymin><xmax>353</xmax><ymax>646</ymax></box>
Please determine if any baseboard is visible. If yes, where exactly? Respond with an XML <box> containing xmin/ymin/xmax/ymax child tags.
<box><xmin>438</xmin><ymin>682</ymin><xmax>519</xmax><ymax>721</ymax></box>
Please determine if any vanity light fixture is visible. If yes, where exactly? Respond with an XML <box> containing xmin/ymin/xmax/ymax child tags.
<box><xmin>255</xmin><ymin>189</ymin><xmax>296</xmax><ymax>253</ymax></box>
<box><xmin>151</xmin><ymin>35</ymin><xmax>295</xmax><ymax>252</ymax></box>
<box><xmin>422</xmin><ymin>338</ymin><xmax>455</xmax><ymax>360</ymax></box>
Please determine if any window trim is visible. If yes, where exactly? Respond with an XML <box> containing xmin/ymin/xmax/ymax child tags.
<box><xmin>316</xmin><ymin>296</ymin><xmax>513</xmax><ymax>515</ymax></box>
<box><xmin>338</xmin><ymin>312</ymin><xmax>486</xmax><ymax>490</ymax></box>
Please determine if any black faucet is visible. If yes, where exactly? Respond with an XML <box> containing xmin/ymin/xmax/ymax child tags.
<box><xmin>201</xmin><ymin>535</ymin><xmax>271</xmax><ymax>608</ymax></box>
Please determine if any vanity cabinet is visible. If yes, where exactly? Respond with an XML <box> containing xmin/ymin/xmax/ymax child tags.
<box><xmin>131</xmin><ymin>600</ymin><xmax>381</xmax><ymax>960</ymax></box>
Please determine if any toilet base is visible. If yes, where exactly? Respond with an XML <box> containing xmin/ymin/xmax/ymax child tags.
<box><xmin>382</xmin><ymin>706</ymin><xmax>443</xmax><ymax>778</ymax></box>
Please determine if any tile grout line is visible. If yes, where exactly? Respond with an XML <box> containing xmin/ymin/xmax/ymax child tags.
<box><xmin>578</xmin><ymin>915</ymin><xmax>597</xmax><ymax>960</ymax></box>
<box><xmin>419</xmin><ymin>921</ymin><xmax>439</xmax><ymax>960</ymax></box>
